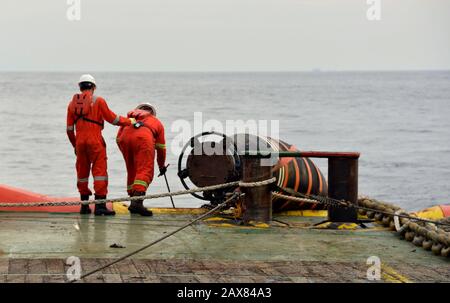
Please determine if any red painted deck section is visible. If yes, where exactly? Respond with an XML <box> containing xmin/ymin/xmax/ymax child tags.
<box><xmin>0</xmin><ymin>184</ymin><xmax>84</xmax><ymax>213</ymax></box>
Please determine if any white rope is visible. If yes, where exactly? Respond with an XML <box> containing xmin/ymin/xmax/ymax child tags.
<box><xmin>0</xmin><ymin>178</ymin><xmax>276</xmax><ymax>208</ymax></box>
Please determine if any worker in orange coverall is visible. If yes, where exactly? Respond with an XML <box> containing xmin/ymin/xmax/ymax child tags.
<box><xmin>66</xmin><ymin>74</ymin><xmax>136</xmax><ymax>216</ymax></box>
<box><xmin>116</xmin><ymin>103</ymin><xmax>167</xmax><ymax>216</ymax></box>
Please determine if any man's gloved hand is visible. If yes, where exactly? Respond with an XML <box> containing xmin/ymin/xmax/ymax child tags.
<box><xmin>158</xmin><ymin>164</ymin><xmax>168</xmax><ymax>177</ymax></box>
<box><xmin>129</xmin><ymin>118</ymin><xmax>137</xmax><ymax>125</ymax></box>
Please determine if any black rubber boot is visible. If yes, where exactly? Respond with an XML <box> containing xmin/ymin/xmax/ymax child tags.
<box><xmin>80</xmin><ymin>194</ymin><xmax>92</xmax><ymax>214</ymax></box>
<box><xmin>128</xmin><ymin>192</ymin><xmax>153</xmax><ymax>216</ymax></box>
<box><xmin>94</xmin><ymin>195</ymin><xmax>116</xmax><ymax>216</ymax></box>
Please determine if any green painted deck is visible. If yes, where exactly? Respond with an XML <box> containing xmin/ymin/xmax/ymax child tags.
<box><xmin>0</xmin><ymin>211</ymin><xmax>448</xmax><ymax>283</ymax></box>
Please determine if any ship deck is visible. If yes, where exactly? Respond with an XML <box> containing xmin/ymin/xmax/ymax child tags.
<box><xmin>0</xmin><ymin>208</ymin><xmax>449</xmax><ymax>283</ymax></box>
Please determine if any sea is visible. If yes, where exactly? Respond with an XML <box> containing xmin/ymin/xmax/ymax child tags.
<box><xmin>0</xmin><ymin>71</ymin><xmax>449</xmax><ymax>211</ymax></box>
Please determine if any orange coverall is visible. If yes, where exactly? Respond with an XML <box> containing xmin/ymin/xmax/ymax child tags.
<box><xmin>66</xmin><ymin>92</ymin><xmax>131</xmax><ymax>196</ymax></box>
<box><xmin>116</xmin><ymin>109</ymin><xmax>166</xmax><ymax>194</ymax></box>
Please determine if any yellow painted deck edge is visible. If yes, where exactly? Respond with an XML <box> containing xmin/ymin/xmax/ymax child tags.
<box><xmin>113</xmin><ymin>203</ymin><xmax>207</xmax><ymax>215</ymax></box>
<box><xmin>276</xmin><ymin>210</ymin><xmax>328</xmax><ymax>217</ymax></box>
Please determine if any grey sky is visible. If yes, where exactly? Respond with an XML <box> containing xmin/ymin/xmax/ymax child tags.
<box><xmin>0</xmin><ymin>0</ymin><xmax>449</xmax><ymax>71</ymax></box>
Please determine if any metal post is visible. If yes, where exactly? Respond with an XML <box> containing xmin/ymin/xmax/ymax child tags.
<box><xmin>241</xmin><ymin>156</ymin><xmax>272</xmax><ymax>224</ymax></box>
<box><xmin>328</xmin><ymin>157</ymin><xmax>359</xmax><ymax>222</ymax></box>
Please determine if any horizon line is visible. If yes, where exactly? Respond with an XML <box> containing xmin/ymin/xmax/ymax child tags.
<box><xmin>0</xmin><ymin>69</ymin><xmax>449</xmax><ymax>73</ymax></box>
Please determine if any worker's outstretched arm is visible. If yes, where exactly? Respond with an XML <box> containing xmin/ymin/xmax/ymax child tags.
<box><xmin>66</xmin><ymin>107</ymin><xmax>76</xmax><ymax>148</ymax></box>
<box><xmin>98</xmin><ymin>98</ymin><xmax>133</xmax><ymax>127</ymax></box>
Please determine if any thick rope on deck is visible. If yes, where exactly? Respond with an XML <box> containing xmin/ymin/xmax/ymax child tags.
<box><xmin>274</xmin><ymin>189</ymin><xmax>450</xmax><ymax>258</ymax></box>
<box><xmin>0</xmin><ymin>178</ymin><xmax>276</xmax><ymax>208</ymax></box>
<box><xmin>358</xmin><ymin>197</ymin><xmax>450</xmax><ymax>258</ymax></box>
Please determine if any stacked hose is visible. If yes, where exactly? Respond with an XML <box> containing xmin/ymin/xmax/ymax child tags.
<box><xmin>358</xmin><ymin>197</ymin><xmax>450</xmax><ymax>258</ymax></box>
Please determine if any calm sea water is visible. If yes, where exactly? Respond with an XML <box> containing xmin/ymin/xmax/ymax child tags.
<box><xmin>0</xmin><ymin>71</ymin><xmax>449</xmax><ymax>211</ymax></box>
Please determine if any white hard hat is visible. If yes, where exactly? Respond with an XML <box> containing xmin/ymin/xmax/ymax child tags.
<box><xmin>136</xmin><ymin>103</ymin><xmax>156</xmax><ymax>116</ymax></box>
<box><xmin>78</xmin><ymin>74</ymin><xmax>96</xmax><ymax>86</ymax></box>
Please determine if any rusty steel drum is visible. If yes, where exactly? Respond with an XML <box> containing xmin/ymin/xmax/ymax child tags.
<box><xmin>232</xmin><ymin>133</ymin><xmax>328</xmax><ymax>211</ymax></box>
<box><xmin>178</xmin><ymin>132</ymin><xmax>328</xmax><ymax>211</ymax></box>
<box><xmin>178</xmin><ymin>132</ymin><xmax>241</xmax><ymax>203</ymax></box>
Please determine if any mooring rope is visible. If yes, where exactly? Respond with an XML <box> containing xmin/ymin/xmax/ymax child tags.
<box><xmin>2</xmin><ymin>175</ymin><xmax>449</xmax><ymax>261</ymax></box>
<box><xmin>274</xmin><ymin>187</ymin><xmax>450</xmax><ymax>257</ymax></box>
<box><xmin>357</xmin><ymin>196</ymin><xmax>450</xmax><ymax>256</ymax></box>
<box><xmin>0</xmin><ymin>178</ymin><xmax>276</xmax><ymax>208</ymax></box>
<box><xmin>69</xmin><ymin>192</ymin><xmax>242</xmax><ymax>283</ymax></box>
<box><xmin>1</xmin><ymin>175</ymin><xmax>446</xmax><ymax>228</ymax></box>
<box><xmin>272</xmin><ymin>192</ymin><xmax>318</xmax><ymax>205</ymax></box>
<box><xmin>274</xmin><ymin>187</ymin><xmax>450</xmax><ymax>228</ymax></box>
